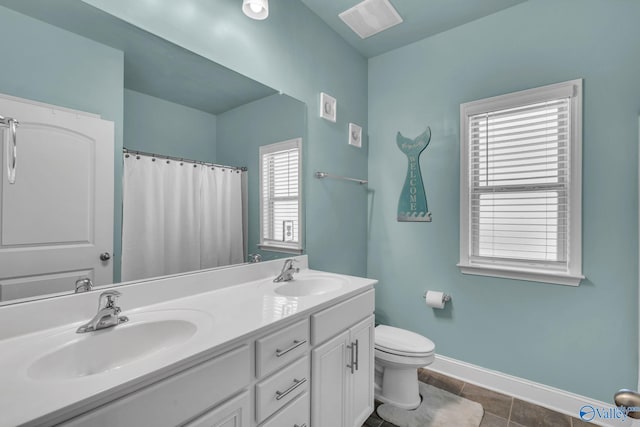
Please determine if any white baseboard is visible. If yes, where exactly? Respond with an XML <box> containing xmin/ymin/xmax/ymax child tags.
<box><xmin>428</xmin><ymin>354</ymin><xmax>640</xmax><ymax>427</ymax></box>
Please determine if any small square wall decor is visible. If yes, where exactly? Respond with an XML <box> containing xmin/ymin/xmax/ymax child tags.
<box><xmin>320</xmin><ymin>92</ymin><xmax>337</xmax><ymax>122</ymax></box>
<box><xmin>349</xmin><ymin>123</ymin><xmax>362</xmax><ymax>148</ymax></box>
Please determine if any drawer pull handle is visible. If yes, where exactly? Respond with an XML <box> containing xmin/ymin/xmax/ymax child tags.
<box><xmin>276</xmin><ymin>339</ymin><xmax>307</xmax><ymax>357</ymax></box>
<box><xmin>294</xmin><ymin>424</ymin><xmax>307</xmax><ymax>427</ymax></box>
<box><xmin>275</xmin><ymin>377</ymin><xmax>307</xmax><ymax>401</ymax></box>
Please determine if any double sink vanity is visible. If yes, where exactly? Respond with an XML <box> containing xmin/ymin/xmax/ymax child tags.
<box><xmin>0</xmin><ymin>256</ymin><xmax>376</xmax><ymax>427</ymax></box>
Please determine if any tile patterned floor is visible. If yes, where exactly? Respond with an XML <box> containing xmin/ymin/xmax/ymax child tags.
<box><xmin>362</xmin><ymin>368</ymin><xmax>592</xmax><ymax>427</ymax></box>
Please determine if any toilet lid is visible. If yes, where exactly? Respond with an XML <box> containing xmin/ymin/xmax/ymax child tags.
<box><xmin>375</xmin><ymin>325</ymin><xmax>435</xmax><ymax>356</ymax></box>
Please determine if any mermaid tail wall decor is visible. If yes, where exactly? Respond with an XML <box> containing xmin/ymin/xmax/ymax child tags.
<box><xmin>396</xmin><ymin>127</ymin><xmax>432</xmax><ymax>222</ymax></box>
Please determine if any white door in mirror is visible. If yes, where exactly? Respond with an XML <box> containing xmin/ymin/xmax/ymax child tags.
<box><xmin>0</xmin><ymin>93</ymin><xmax>114</xmax><ymax>302</ymax></box>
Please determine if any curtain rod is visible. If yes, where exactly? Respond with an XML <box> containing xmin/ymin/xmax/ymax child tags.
<box><xmin>123</xmin><ymin>148</ymin><xmax>247</xmax><ymax>171</ymax></box>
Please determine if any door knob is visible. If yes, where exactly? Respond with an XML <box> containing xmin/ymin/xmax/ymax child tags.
<box><xmin>99</xmin><ymin>252</ymin><xmax>111</xmax><ymax>261</ymax></box>
<box><xmin>614</xmin><ymin>389</ymin><xmax>640</xmax><ymax>419</ymax></box>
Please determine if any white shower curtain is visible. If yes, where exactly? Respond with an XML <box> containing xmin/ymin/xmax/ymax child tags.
<box><xmin>121</xmin><ymin>154</ymin><xmax>244</xmax><ymax>282</ymax></box>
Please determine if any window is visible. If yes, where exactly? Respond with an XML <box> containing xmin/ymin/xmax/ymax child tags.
<box><xmin>259</xmin><ymin>138</ymin><xmax>303</xmax><ymax>253</ymax></box>
<box><xmin>458</xmin><ymin>80</ymin><xmax>583</xmax><ymax>286</ymax></box>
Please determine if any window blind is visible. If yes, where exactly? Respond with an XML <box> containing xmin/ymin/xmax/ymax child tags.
<box><xmin>469</xmin><ymin>98</ymin><xmax>570</xmax><ymax>267</ymax></box>
<box><xmin>260</xmin><ymin>139</ymin><xmax>302</xmax><ymax>251</ymax></box>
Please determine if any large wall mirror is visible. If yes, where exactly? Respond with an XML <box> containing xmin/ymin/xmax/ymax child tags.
<box><xmin>0</xmin><ymin>0</ymin><xmax>306</xmax><ymax>306</ymax></box>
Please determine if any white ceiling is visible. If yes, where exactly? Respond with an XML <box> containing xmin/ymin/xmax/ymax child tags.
<box><xmin>301</xmin><ymin>0</ymin><xmax>528</xmax><ymax>58</ymax></box>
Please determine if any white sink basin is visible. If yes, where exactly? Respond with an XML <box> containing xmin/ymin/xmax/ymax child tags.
<box><xmin>28</xmin><ymin>310</ymin><xmax>210</xmax><ymax>380</ymax></box>
<box><xmin>275</xmin><ymin>275</ymin><xmax>346</xmax><ymax>297</ymax></box>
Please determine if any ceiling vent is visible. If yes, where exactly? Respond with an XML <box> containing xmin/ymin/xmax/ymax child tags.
<box><xmin>339</xmin><ymin>0</ymin><xmax>403</xmax><ymax>39</ymax></box>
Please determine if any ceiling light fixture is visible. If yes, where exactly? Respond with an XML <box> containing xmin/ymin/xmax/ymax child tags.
<box><xmin>242</xmin><ymin>0</ymin><xmax>269</xmax><ymax>20</ymax></box>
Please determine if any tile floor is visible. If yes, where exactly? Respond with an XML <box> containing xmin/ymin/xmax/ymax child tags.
<box><xmin>362</xmin><ymin>368</ymin><xmax>592</xmax><ymax>427</ymax></box>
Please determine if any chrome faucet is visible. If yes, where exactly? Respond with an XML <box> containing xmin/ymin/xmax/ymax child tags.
<box><xmin>76</xmin><ymin>290</ymin><xmax>129</xmax><ymax>333</ymax></box>
<box><xmin>248</xmin><ymin>253</ymin><xmax>262</xmax><ymax>263</ymax></box>
<box><xmin>74</xmin><ymin>278</ymin><xmax>93</xmax><ymax>293</ymax></box>
<box><xmin>273</xmin><ymin>259</ymin><xmax>299</xmax><ymax>282</ymax></box>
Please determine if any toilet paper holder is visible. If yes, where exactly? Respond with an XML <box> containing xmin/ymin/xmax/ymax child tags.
<box><xmin>422</xmin><ymin>292</ymin><xmax>451</xmax><ymax>303</ymax></box>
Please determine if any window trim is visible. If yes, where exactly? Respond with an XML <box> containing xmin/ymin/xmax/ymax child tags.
<box><xmin>458</xmin><ymin>79</ymin><xmax>584</xmax><ymax>286</ymax></box>
<box><xmin>258</xmin><ymin>138</ymin><xmax>304</xmax><ymax>254</ymax></box>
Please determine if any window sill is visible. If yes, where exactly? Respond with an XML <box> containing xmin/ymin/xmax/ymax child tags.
<box><xmin>457</xmin><ymin>263</ymin><xmax>584</xmax><ymax>286</ymax></box>
<box><xmin>258</xmin><ymin>244</ymin><xmax>304</xmax><ymax>255</ymax></box>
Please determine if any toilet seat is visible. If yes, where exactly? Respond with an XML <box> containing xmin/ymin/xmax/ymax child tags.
<box><xmin>375</xmin><ymin>325</ymin><xmax>435</xmax><ymax>357</ymax></box>
<box><xmin>376</xmin><ymin>345</ymin><xmax>434</xmax><ymax>358</ymax></box>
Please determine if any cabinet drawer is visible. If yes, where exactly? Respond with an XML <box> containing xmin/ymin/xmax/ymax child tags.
<box><xmin>311</xmin><ymin>289</ymin><xmax>374</xmax><ymax>345</ymax></box>
<box><xmin>256</xmin><ymin>318</ymin><xmax>309</xmax><ymax>378</ymax></box>
<box><xmin>255</xmin><ymin>355</ymin><xmax>309</xmax><ymax>423</ymax></box>
<box><xmin>184</xmin><ymin>391</ymin><xmax>250</xmax><ymax>427</ymax></box>
<box><xmin>61</xmin><ymin>345</ymin><xmax>250</xmax><ymax>427</ymax></box>
<box><xmin>260</xmin><ymin>392</ymin><xmax>309</xmax><ymax>427</ymax></box>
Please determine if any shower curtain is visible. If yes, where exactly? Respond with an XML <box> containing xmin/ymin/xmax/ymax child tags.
<box><xmin>121</xmin><ymin>154</ymin><xmax>244</xmax><ymax>282</ymax></box>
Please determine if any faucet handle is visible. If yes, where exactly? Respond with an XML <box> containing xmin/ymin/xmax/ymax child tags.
<box><xmin>75</xmin><ymin>278</ymin><xmax>93</xmax><ymax>293</ymax></box>
<box><xmin>98</xmin><ymin>290</ymin><xmax>122</xmax><ymax>310</ymax></box>
<box><xmin>281</xmin><ymin>258</ymin><xmax>297</xmax><ymax>271</ymax></box>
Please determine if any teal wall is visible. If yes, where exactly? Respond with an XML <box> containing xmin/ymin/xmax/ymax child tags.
<box><xmin>0</xmin><ymin>5</ymin><xmax>125</xmax><ymax>282</ymax></box>
<box><xmin>83</xmin><ymin>0</ymin><xmax>370</xmax><ymax>277</ymax></box>
<box><xmin>124</xmin><ymin>89</ymin><xmax>216</xmax><ymax>162</ymax></box>
<box><xmin>217</xmin><ymin>94</ymin><xmax>307</xmax><ymax>261</ymax></box>
<box><xmin>368</xmin><ymin>0</ymin><xmax>640</xmax><ymax>402</ymax></box>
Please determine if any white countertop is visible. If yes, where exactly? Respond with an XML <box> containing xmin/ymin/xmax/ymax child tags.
<box><xmin>0</xmin><ymin>261</ymin><xmax>376</xmax><ymax>427</ymax></box>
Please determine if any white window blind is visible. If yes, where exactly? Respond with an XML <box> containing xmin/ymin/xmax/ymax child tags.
<box><xmin>459</xmin><ymin>80</ymin><xmax>583</xmax><ymax>286</ymax></box>
<box><xmin>259</xmin><ymin>138</ymin><xmax>303</xmax><ymax>253</ymax></box>
<box><xmin>471</xmin><ymin>99</ymin><xmax>569</xmax><ymax>264</ymax></box>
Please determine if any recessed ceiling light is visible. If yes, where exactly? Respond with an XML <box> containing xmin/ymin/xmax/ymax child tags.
<box><xmin>339</xmin><ymin>0</ymin><xmax>403</xmax><ymax>39</ymax></box>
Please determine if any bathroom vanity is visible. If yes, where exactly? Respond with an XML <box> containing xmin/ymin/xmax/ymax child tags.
<box><xmin>0</xmin><ymin>256</ymin><xmax>376</xmax><ymax>427</ymax></box>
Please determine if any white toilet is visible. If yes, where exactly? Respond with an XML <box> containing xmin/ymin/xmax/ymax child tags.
<box><xmin>374</xmin><ymin>325</ymin><xmax>436</xmax><ymax>410</ymax></box>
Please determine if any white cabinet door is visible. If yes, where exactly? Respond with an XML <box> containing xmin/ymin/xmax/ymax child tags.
<box><xmin>184</xmin><ymin>391</ymin><xmax>250</xmax><ymax>427</ymax></box>
<box><xmin>347</xmin><ymin>316</ymin><xmax>374</xmax><ymax>427</ymax></box>
<box><xmin>311</xmin><ymin>316</ymin><xmax>375</xmax><ymax>427</ymax></box>
<box><xmin>0</xmin><ymin>94</ymin><xmax>114</xmax><ymax>302</ymax></box>
<box><xmin>311</xmin><ymin>330</ymin><xmax>350</xmax><ymax>427</ymax></box>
